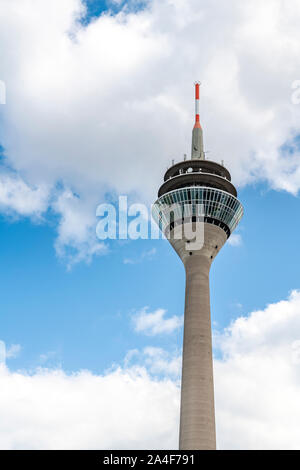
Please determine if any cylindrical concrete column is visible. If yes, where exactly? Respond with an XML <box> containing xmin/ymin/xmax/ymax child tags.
<box><xmin>169</xmin><ymin>223</ymin><xmax>227</xmax><ymax>450</ymax></box>
<box><xmin>179</xmin><ymin>254</ymin><xmax>216</xmax><ymax>450</ymax></box>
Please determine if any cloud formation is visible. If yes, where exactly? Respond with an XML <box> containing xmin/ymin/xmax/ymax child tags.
<box><xmin>215</xmin><ymin>290</ymin><xmax>300</xmax><ymax>449</ymax></box>
<box><xmin>1</xmin><ymin>290</ymin><xmax>300</xmax><ymax>448</ymax></box>
<box><xmin>0</xmin><ymin>363</ymin><xmax>179</xmax><ymax>450</ymax></box>
<box><xmin>1</xmin><ymin>0</ymin><xmax>300</xmax><ymax>261</ymax></box>
<box><xmin>0</xmin><ymin>341</ymin><xmax>21</xmax><ymax>363</ymax></box>
<box><xmin>227</xmin><ymin>233</ymin><xmax>242</xmax><ymax>247</ymax></box>
<box><xmin>0</xmin><ymin>173</ymin><xmax>49</xmax><ymax>218</ymax></box>
<box><xmin>124</xmin><ymin>346</ymin><xmax>182</xmax><ymax>377</ymax></box>
<box><xmin>52</xmin><ymin>189</ymin><xmax>108</xmax><ymax>268</ymax></box>
<box><xmin>132</xmin><ymin>307</ymin><xmax>183</xmax><ymax>335</ymax></box>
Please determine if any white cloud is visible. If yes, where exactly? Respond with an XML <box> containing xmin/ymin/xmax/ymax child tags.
<box><xmin>1</xmin><ymin>291</ymin><xmax>300</xmax><ymax>448</ymax></box>
<box><xmin>52</xmin><ymin>189</ymin><xmax>108</xmax><ymax>268</ymax></box>
<box><xmin>214</xmin><ymin>290</ymin><xmax>300</xmax><ymax>449</ymax></box>
<box><xmin>227</xmin><ymin>233</ymin><xmax>242</xmax><ymax>247</ymax></box>
<box><xmin>0</xmin><ymin>0</ymin><xmax>300</xmax><ymax>261</ymax></box>
<box><xmin>6</xmin><ymin>344</ymin><xmax>21</xmax><ymax>359</ymax></box>
<box><xmin>0</xmin><ymin>341</ymin><xmax>21</xmax><ymax>363</ymax></box>
<box><xmin>39</xmin><ymin>351</ymin><xmax>59</xmax><ymax>366</ymax></box>
<box><xmin>143</xmin><ymin>347</ymin><xmax>181</xmax><ymax>377</ymax></box>
<box><xmin>132</xmin><ymin>307</ymin><xmax>183</xmax><ymax>335</ymax></box>
<box><xmin>0</xmin><ymin>173</ymin><xmax>49</xmax><ymax>218</ymax></box>
<box><xmin>0</xmin><ymin>172</ymin><xmax>108</xmax><ymax>266</ymax></box>
<box><xmin>124</xmin><ymin>346</ymin><xmax>181</xmax><ymax>377</ymax></box>
<box><xmin>0</xmin><ymin>342</ymin><xmax>5</xmax><ymax>363</ymax></box>
<box><xmin>0</xmin><ymin>362</ymin><xmax>179</xmax><ymax>450</ymax></box>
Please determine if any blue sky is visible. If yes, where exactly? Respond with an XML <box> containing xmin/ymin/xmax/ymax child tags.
<box><xmin>83</xmin><ymin>0</ymin><xmax>147</xmax><ymax>20</ymax></box>
<box><xmin>1</xmin><ymin>181</ymin><xmax>299</xmax><ymax>372</ymax></box>
<box><xmin>1</xmin><ymin>0</ymin><xmax>300</xmax><ymax>450</ymax></box>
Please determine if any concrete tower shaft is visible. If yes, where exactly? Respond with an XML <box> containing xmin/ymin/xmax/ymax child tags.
<box><xmin>152</xmin><ymin>84</ymin><xmax>243</xmax><ymax>450</ymax></box>
<box><xmin>169</xmin><ymin>223</ymin><xmax>227</xmax><ymax>450</ymax></box>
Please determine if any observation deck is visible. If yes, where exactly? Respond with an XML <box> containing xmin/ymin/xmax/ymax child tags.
<box><xmin>152</xmin><ymin>159</ymin><xmax>243</xmax><ymax>238</ymax></box>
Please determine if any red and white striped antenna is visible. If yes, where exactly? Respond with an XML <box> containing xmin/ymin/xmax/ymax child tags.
<box><xmin>191</xmin><ymin>81</ymin><xmax>204</xmax><ymax>159</ymax></box>
<box><xmin>194</xmin><ymin>81</ymin><xmax>201</xmax><ymax>129</ymax></box>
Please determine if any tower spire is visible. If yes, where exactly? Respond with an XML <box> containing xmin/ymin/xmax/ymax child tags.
<box><xmin>191</xmin><ymin>82</ymin><xmax>205</xmax><ymax>160</ymax></box>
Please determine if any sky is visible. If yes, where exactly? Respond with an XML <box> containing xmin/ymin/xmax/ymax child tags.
<box><xmin>0</xmin><ymin>0</ymin><xmax>300</xmax><ymax>450</ymax></box>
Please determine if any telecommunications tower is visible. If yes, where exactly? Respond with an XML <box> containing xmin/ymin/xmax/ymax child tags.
<box><xmin>152</xmin><ymin>83</ymin><xmax>243</xmax><ymax>450</ymax></box>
